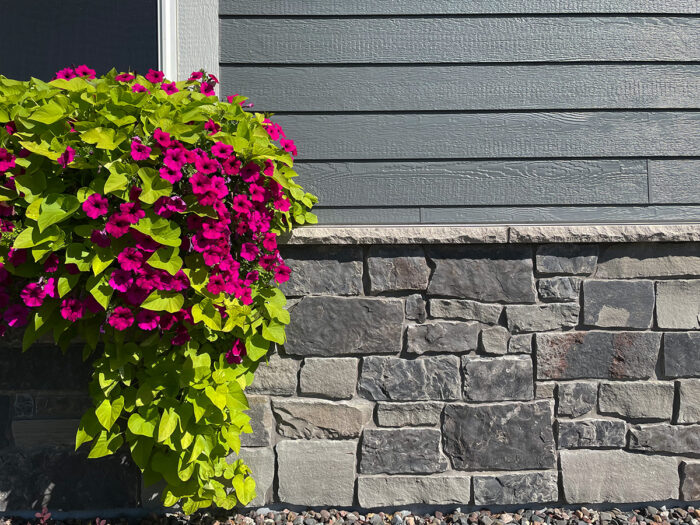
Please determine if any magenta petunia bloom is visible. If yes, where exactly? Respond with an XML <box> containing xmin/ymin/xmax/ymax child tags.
<box><xmin>131</xmin><ymin>83</ymin><xmax>148</xmax><ymax>93</ymax></box>
<box><xmin>161</xmin><ymin>82</ymin><xmax>179</xmax><ymax>95</ymax></box>
<box><xmin>43</xmin><ymin>253</ymin><xmax>60</xmax><ymax>273</ymax></box>
<box><xmin>60</xmin><ymin>298</ymin><xmax>84</xmax><ymax>321</ymax></box>
<box><xmin>263</xmin><ymin>158</ymin><xmax>275</xmax><ymax>177</ymax></box>
<box><xmin>225</xmin><ymin>339</ymin><xmax>247</xmax><ymax>365</ymax></box>
<box><xmin>55</xmin><ymin>68</ymin><xmax>76</xmax><ymax>80</ymax></box>
<box><xmin>8</xmin><ymin>248</ymin><xmax>26</xmax><ymax>266</ymax></box>
<box><xmin>159</xmin><ymin>165</ymin><xmax>182</xmax><ymax>184</ymax></box>
<box><xmin>105</xmin><ymin>213</ymin><xmax>132</xmax><ymax>238</ymax></box>
<box><xmin>44</xmin><ymin>277</ymin><xmax>57</xmax><ymax>298</ymax></box>
<box><xmin>232</xmin><ymin>194</ymin><xmax>252</xmax><ymax>214</ymax></box>
<box><xmin>204</xmin><ymin>119</ymin><xmax>220</xmax><ymax>135</ymax></box>
<box><xmin>274</xmin><ymin>264</ymin><xmax>292</xmax><ymax>284</ymax></box>
<box><xmin>188</xmin><ymin>71</ymin><xmax>203</xmax><ymax>81</ymax></box>
<box><xmin>240</xmin><ymin>243</ymin><xmax>259</xmax><ymax>262</ymax></box>
<box><xmin>84</xmin><ymin>295</ymin><xmax>104</xmax><ymax>313</ymax></box>
<box><xmin>222</xmin><ymin>157</ymin><xmax>241</xmax><ymax>175</ymax></box>
<box><xmin>57</xmin><ymin>146</ymin><xmax>75</xmax><ymax>168</ymax></box>
<box><xmin>4</xmin><ymin>121</ymin><xmax>16</xmax><ymax>135</ymax></box>
<box><xmin>153</xmin><ymin>128</ymin><xmax>171</xmax><ymax>148</ymax></box>
<box><xmin>240</xmin><ymin>162</ymin><xmax>260</xmax><ymax>183</ymax></box>
<box><xmin>274</xmin><ymin>197</ymin><xmax>291</xmax><ymax>212</ymax></box>
<box><xmin>109</xmin><ymin>306</ymin><xmax>134</xmax><ymax>331</ymax></box>
<box><xmin>248</xmin><ymin>183</ymin><xmax>265</xmax><ymax>203</ymax></box>
<box><xmin>206</xmin><ymin>274</ymin><xmax>226</xmax><ymax>295</ymax></box>
<box><xmin>280</xmin><ymin>138</ymin><xmax>297</xmax><ymax>156</ymax></box>
<box><xmin>21</xmin><ymin>282</ymin><xmax>46</xmax><ymax>307</ymax></box>
<box><xmin>171</xmin><ymin>325</ymin><xmax>191</xmax><ymax>346</ymax></box>
<box><xmin>4</xmin><ymin>304</ymin><xmax>29</xmax><ymax>327</ymax></box>
<box><xmin>262</xmin><ymin>232</ymin><xmax>277</xmax><ymax>252</ymax></box>
<box><xmin>82</xmin><ymin>193</ymin><xmax>109</xmax><ymax>219</ymax></box>
<box><xmin>118</xmin><ymin>247</ymin><xmax>144</xmax><ymax>271</ymax></box>
<box><xmin>90</xmin><ymin>229</ymin><xmax>111</xmax><ymax>248</ymax></box>
<box><xmin>200</xmin><ymin>82</ymin><xmax>215</xmax><ymax>96</ymax></box>
<box><xmin>109</xmin><ymin>269</ymin><xmax>133</xmax><ymax>292</ymax></box>
<box><xmin>115</xmin><ymin>72</ymin><xmax>135</xmax><ymax>82</ymax></box>
<box><xmin>145</xmin><ymin>69</ymin><xmax>165</xmax><ymax>83</ymax></box>
<box><xmin>136</xmin><ymin>309</ymin><xmax>159</xmax><ymax>330</ymax></box>
<box><xmin>130</xmin><ymin>140</ymin><xmax>151</xmax><ymax>161</ymax></box>
<box><xmin>211</xmin><ymin>142</ymin><xmax>233</xmax><ymax>159</ymax></box>
<box><xmin>0</xmin><ymin>148</ymin><xmax>16</xmax><ymax>172</ymax></box>
<box><xmin>195</xmin><ymin>156</ymin><xmax>219</xmax><ymax>175</ymax></box>
<box><xmin>164</xmin><ymin>147</ymin><xmax>186</xmax><ymax>169</ymax></box>
<box><xmin>75</xmin><ymin>64</ymin><xmax>96</xmax><ymax>79</ymax></box>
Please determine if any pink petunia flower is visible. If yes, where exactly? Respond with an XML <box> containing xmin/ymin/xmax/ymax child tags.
<box><xmin>109</xmin><ymin>306</ymin><xmax>134</xmax><ymax>331</ymax></box>
<box><xmin>0</xmin><ymin>148</ymin><xmax>16</xmax><ymax>172</ymax></box>
<box><xmin>145</xmin><ymin>69</ymin><xmax>165</xmax><ymax>83</ymax></box>
<box><xmin>211</xmin><ymin>142</ymin><xmax>233</xmax><ymax>159</ymax></box>
<box><xmin>57</xmin><ymin>146</ymin><xmax>75</xmax><ymax>168</ymax></box>
<box><xmin>21</xmin><ymin>283</ymin><xmax>46</xmax><ymax>307</ymax></box>
<box><xmin>232</xmin><ymin>194</ymin><xmax>252</xmax><ymax>214</ymax></box>
<box><xmin>164</xmin><ymin>147</ymin><xmax>186</xmax><ymax>170</ymax></box>
<box><xmin>240</xmin><ymin>162</ymin><xmax>260</xmax><ymax>183</ymax></box>
<box><xmin>43</xmin><ymin>253</ymin><xmax>60</xmax><ymax>273</ymax></box>
<box><xmin>161</xmin><ymin>82</ymin><xmax>179</xmax><ymax>95</ymax></box>
<box><xmin>274</xmin><ymin>197</ymin><xmax>291</xmax><ymax>212</ymax></box>
<box><xmin>222</xmin><ymin>157</ymin><xmax>241</xmax><ymax>175</ymax></box>
<box><xmin>206</xmin><ymin>274</ymin><xmax>226</xmax><ymax>295</ymax></box>
<box><xmin>153</xmin><ymin>128</ymin><xmax>171</xmax><ymax>148</ymax></box>
<box><xmin>188</xmin><ymin>71</ymin><xmax>203</xmax><ymax>81</ymax></box>
<box><xmin>118</xmin><ymin>247</ymin><xmax>144</xmax><ymax>271</ymax></box>
<box><xmin>280</xmin><ymin>138</ymin><xmax>297</xmax><ymax>156</ymax></box>
<box><xmin>204</xmin><ymin>119</ymin><xmax>220</xmax><ymax>135</ymax></box>
<box><xmin>75</xmin><ymin>64</ymin><xmax>96</xmax><ymax>79</ymax></box>
<box><xmin>274</xmin><ymin>264</ymin><xmax>292</xmax><ymax>283</ymax></box>
<box><xmin>4</xmin><ymin>121</ymin><xmax>16</xmax><ymax>135</ymax></box>
<box><xmin>240</xmin><ymin>243</ymin><xmax>259</xmax><ymax>262</ymax></box>
<box><xmin>109</xmin><ymin>269</ymin><xmax>133</xmax><ymax>292</ymax></box>
<box><xmin>200</xmin><ymin>82</ymin><xmax>215</xmax><ymax>96</ymax></box>
<box><xmin>248</xmin><ymin>183</ymin><xmax>265</xmax><ymax>203</ymax></box>
<box><xmin>4</xmin><ymin>304</ymin><xmax>29</xmax><ymax>327</ymax></box>
<box><xmin>263</xmin><ymin>159</ymin><xmax>275</xmax><ymax>177</ymax></box>
<box><xmin>262</xmin><ymin>232</ymin><xmax>277</xmax><ymax>252</ymax></box>
<box><xmin>8</xmin><ymin>248</ymin><xmax>26</xmax><ymax>266</ymax></box>
<box><xmin>130</xmin><ymin>140</ymin><xmax>151</xmax><ymax>161</ymax></box>
<box><xmin>90</xmin><ymin>229</ymin><xmax>111</xmax><ymax>247</ymax></box>
<box><xmin>136</xmin><ymin>309</ymin><xmax>159</xmax><ymax>330</ymax></box>
<box><xmin>82</xmin><ymin>193</ymin><xmax>109</xmax><ymax>219</ymax></box>
<box><xmin>131</xmin><ymin>83</ymin><xmax>148</xmax><ymax>93</ymax></box>
<box><xmin>225</xmin><ymin>339</ymin><xmax>247</xmax><ymax>365</ymax></box>
<box><xmin>105</xmin><ymin>213</ymin><xmax>132</xmax><ymax>238</ymax></box>
<box><xmin>84</xmin><ymin>295</ymin><xmax>104</xmax><ymax>313</ymax></box>
<box><xmin>60</xmin><ymin>298</ymin><xmax>84</xmax><ymax>321</ymax></box>
<box><xmin>115</xmin><ymin>73</ymin><xmax>135</xmax><ymax>82</ymax></box>
<box><xmin>44</xmin><ymin>277</ymin><xmax>56</xmax><ymax>298</ymax></box>
<box><xmin>195</xmin><ymin>156</ymin><xmax>219</xmax><ymax>175</ymax></box>
<box><xmin>171</xmin><ymin>325</ymin><xmax>191</xmax><ymax>346</ymax></box>
<box><xmin>55</xmin><ymin>68</ymin><xmax>76</xmax><ymax>80</ymax></box>
<box><xmin>159</xmin><ymin>165</ymin><xmax>182</xmax><ymax>184</ymax></box>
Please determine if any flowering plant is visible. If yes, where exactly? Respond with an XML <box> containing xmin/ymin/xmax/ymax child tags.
<box><xmin>0</xmin><ymin>66</ymin><xmax>316</xmax><ymax>512</ymax></box>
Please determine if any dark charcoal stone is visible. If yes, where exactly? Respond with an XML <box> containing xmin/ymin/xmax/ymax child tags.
<box><xmin>0</xmin><ymin>344</ymin><xmax>93</xmax><ymax>390</ymax></box>
<box><xmin>427</xmin><ymin>245</ymin><xmax>536</xmax><ymax>303</ymax></box>
<box><xmin>429</xmin><ymin>299</ymin><xmax>503</xmax><ymax>325</ymax></box>
<box><xmin>360</xmin><ymin>428</ymin><xmax>447</xmax><ymax>475</ymax></box>
<box><xmin>462</xmin><ymin>355</ymin><xmax>533</xmax><ymax>401</ymax></box>
<box><xmin>405</xmin><ymin>294</ymin><xmax>427</xmax><ymax>323</ymax></box>
<box><xmin>664</xmin><ymin>332</ymin><xmax>700</xmax><ymax>377</ymax></box>
<box><xmin>557</xmin><ymin>419</ymin><xmax>627</xmax><ymax>448</ymax></box>
<box><xmin>367</xmin><ymin>246</ymin><xmax>431</xmax><ymax>293</ymax></box>
<box><xmin>286</xmin><ymin>297</ymin><xmax>404</xmax><ymax>357</ymax></box>
<box><xmin>279</xmin><ymin>246</ymin><xmax>363</xmax><ymax>296</ymax></box>
<box><xmin>473</xmin><ymin>471</ymin><xmax>558</xmax><ymax>505</ymax></box>
<box><xmin>557</xmin><ymin>382</ymin><xmax>597</xmax><ymax>418</ymax></box>
<box><xmin>442</xmin><ymin>400</ymin><xmax>555</xmax><ymax>470</ymax></box>
<box><xmin>34</xmin><ymin>394</ymin><xmax>92</xmax><ymax>419</ymax></box>
<box><xmin>536</xmin><ymin>331</ymin><xmax>660</xmax><ymax>380</ymax></box>
<box><xmin>0</xmin><ymin>448</ymin><xmax>139</xmax><ymax>510</ymax></box>
<box><xmin>536</xmin><ymin>244</ymin><xmax>598</xmax><ymax>275</ymax></box>
<box><xmin>406</xmin><ymin>321</ymin><xmax>479</xmax><ymax>355</ymax></box>
<box><xmin>479</xmin><ymin>325</ymin><xmax>510</xmax><ymax>355</ymax></box>
<box><xmin>241</xmin><ymin>396</ymin><xmax>273</xmax><ymax>447</ymax></box>
<box><xmin>359</xmin><ymin>356</ymin><xmax>461</xmax><ymax>401</ymax></box>
<box><xmin>681</xmin><ymin>461</ymin><xmax>700</xmax><ymax>500</ymax></box>
<box><xmin>505</xmin><ymin>303</ymin><xmax>579</xmax><ymax>333</ymax></box>
<box><xmin>582</xmin><ymin>279</ymin><xmax>655</xmax><ymax>328</ymax></box>
<box><xmin>538</xmin><ymin>277</ymin><xmax>582</xmax><ymax>302</ymax></box>
<box><xmin>508</xmin><ymin>334</ymin><xmax>533</xmax><ymax>354</ymax></box>
<box><xmin>0</xmin><ymin>396</ymin><xmax>10</xmax><ymax>449</ymax></box>
<box><xmin>629</xmin><ymin>424</ymin><xmax>700</xmax><ymax>455</ymax></box>
<box><xmin>12</xmin><ymin>394</ymin><xmax>34</xmax><ymax>419</ymax></box>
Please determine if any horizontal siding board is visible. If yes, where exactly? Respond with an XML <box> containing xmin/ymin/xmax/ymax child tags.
<box><xmin>221</xmin><ymin>64</ymin><xmax>700</xmax><ymax>111</ymax></box>
<box><xmin>220</xmin><ymin>0</ymin><xmax>699</xmax><ymax>15</ymax></box>
<box><xmin>297</xmin><ymin>160</ymin><xmax>648</xmax><ymax>206</ymax></box>
<box><xmin>220</xmin><ymin>17</ymin><xmax>700</xmax><ymax>64</ymax></box>
<box><xmin>649</xmin><ymin>159</ymin><xmax>700</xmax><ymax>204</ymax></box>
<box><xmin>275</xmin><ymin>112</ymin><xmax>700</xmax><ymax>160</ymax></box>
<box><xmin>421</xmin><ymin>205</ymin><xmax>700</xmax><ymax>224</ymax></box>
<box><xmin>314</xmin><ymin>207</ymin><xmax>421</xmax><ymax>225</ymax></box>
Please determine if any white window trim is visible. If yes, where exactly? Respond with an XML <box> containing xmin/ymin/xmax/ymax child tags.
<box><xmin>158</xmin><ymin>0</ymin><xmax>178</xmax><ymax>81</ymax></box>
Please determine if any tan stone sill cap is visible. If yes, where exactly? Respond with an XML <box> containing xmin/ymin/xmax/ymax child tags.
<box><xmin>279</xmin><ymin>223</ymin><xmax>700</xmax><ymax>245</ymax></box>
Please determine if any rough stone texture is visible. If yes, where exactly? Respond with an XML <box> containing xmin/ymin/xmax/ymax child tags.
<box><xmin>536</xmin><ymin>331</ymin><xmax>660</xmax><ymax>380</ymax></box>
<box><xmin>506</xmin><ymin>303</ymin><xmax>580</xmax><ymax>333</ymax></box>
<box><xmin>33</xmin><ymin>394</ymin><xmax>92</xmax><ymax>419</ymax></box>
<box><xmin>0</xmin><ymin>449</ymin><xmax>139</xmax><ymax>511</ymax></box>
<box><xmin>406</xmin><ymin>321</ymin><xmax>479</xmax><ymax>355</ymax></box>
<box><xmin>236</xmin><ymin>447</ymin><xmax>275</xmax><ymax>507</ymax></box>
<box><xmin>462</xmin><ymin>355</ymin><xmax>533</xmax><ymax>402</ymax></box>
<box><xmin>0</xmin><ymin>397</ymin><xmax>10</xmax><ymax>449</ymax></box>
<box><xmin>598</xmin><ymin>382</ymin><xmax>674</xmax><ymax>420</ymax></box>
<box><xmin>429</xmin><ymin>299</ymin><xmax>503</xmax><ymax>325</ymax></box>
<box><xmin>357</xmin><ymin>475</ymin><xmax>471</xmax><ymax>507</ymax></box>
<box><xmin>663</xmin><ymin>332</ymin><xmax>700</xmax><ymax>378</ymax></box>
<box><xmin>582</xmin><ymin>280</ymin><xmax>655</xmax><ymax>328</ymax></box>
<box><xmin>511</xmin><ymin>225</ymin><xmax>700</xmax><ymax>244</ymax></box>
<box><xmin>272</xmin><ymin>399</ymin><xmax>371</xmax><ymax>439</ymax></box>
<box><xmin>536</xmin><ymin>382</ymin><xmax>557</xmax><ymax>400</ymax></box>
<box><xmin>11</xmin><ymin>420</ymin><xmax>79</xmax><ymax>448</ymax></box>
<box><xmin>681</xmin><ymin>461</ymin><xmax>700</xmax><ymax>500</ymax></box>
<box><xmin>0</xmin><ymin>345</ymin><xmax>92</xmax><ymax>390</ymax></box>
<box><xmin>560</xmin><ymin>449</ymin><xmax>679</xmax><ymax>503</ymax></box>
<box><xmin>557</xmin><ymin>419</ymin><xmax>627</xmax><ymax>448</ymax></box>
<box><xmin>299</xmin><ymin>357</ymin><xmax>357</xmax><ymax>400</ymax></box>
<box><xmin>535</xmin><ymin>244</ymin><xmax>598</xmax><ymax>275</ymax></box>
<box><xmin>279</xmin><ymin>246</ymin><xmax>363</xmax><ymax>296</ymax></box>
<box><xmin>286</xmin><ymin>297</ymin><xmax>404</xmax><ymax>356</ymax></box>
<box><xmin>359</xmin><ymin>356</ymin><xmax>461</xmax><ymax>401</ymax></box>
<box><xmin>629</xmin><ymin>424</ymin><xmax>700</xmax><ymax>454</ymax></box>
<box><xmin>557</xmin><ymin>382</ymin><xmax>597</xmax><ymax>418</ymax></box>
<box><xmin>405</xmin><ymin>294</ymin><xmax>427</xmax><ymax>323</ymax></box>
<box><xmin>508</xmin><ymin>334</ymin><xmax>533</xmax><ymax>354</ymax></box>
<box><xmin>596</xmin><ymin>242</ymin><xmax>700</xmax><ymax>278</ymax></box>
<box><xmin>360</xmin><ymin>429</ymin><xmax>447</xmax><ymax>475</ymax></box>
<box><xmin>240</xmin><ymin>396</ymin><xmax>272</xmax><ymax>447</ymax></box>
<box><xmin>678</xmin><ymin>380</ymin><xmax>700</xmax><ymax>424</ymax></box>
<box><xmin>479</xmin><ymin>325</ymin><xmax>510</xmax><ymax>355</ymax></box>
<box><xmin>247</xmin><ymin>352</ymin><xmax>299</xmax><ymax>396</ymax></box>
<box><xmin>427</xmin><ymin>245</ymin><xmax>536</xmax><ymax>303</ymax></box>
<box><xmin>473</xmin><ymin>471</ymin><xmax>559</xmax><ymax>505</ymax></box>
<box><xmin>375</xmin><ymin>402</ymin><xmax>443</xmax><ymax>427</ymax></box>
<box><xmin>442</xmin><ymin>401</ymin><xmax>555</xmax><ymax>470</ymax></box>
<box><xmin>656</xmin><ymin>280</ymin><xmax>700</xmax><ymax>329</ymax></box>
<box><xmin>276</xmin><ymin>440</ymin><xmax>356</xmax><ymax>506</ymax></box>
<box><xmin>538</xmin><ymin>276</ymin><xmax>582</xmax><ymax>302</ymax></box>
<box><xmin>367</xmin><ymin>246</ymin><xmax>431</xmax><ymax>293</ymax></box>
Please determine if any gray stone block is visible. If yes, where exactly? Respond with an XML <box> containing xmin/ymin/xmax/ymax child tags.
<box><xmin>656</xmin><ymin>280</ymin><xmax>700</xmax><ymax>329</ymax></box>
<box><xmin>276</xmin><ymin>440</ymin><xmax>356</xmax><ymax>506</ymax></box>
<box><xmin>272</xmin><ymin>398</ymin><xmax>371</xmax><ymax>439</ymax></box>
<box><xmin>473</xmin><ymin>471</ymin><xmax>558</xmax><ymax>505</ymax></box>
<box><xmin>583</xmin><ymin>279</ymin><xmax>655</xmax><ymax>328</ymax></box>
<box><xmin>429</xmin><ymin>299</ymin><xmax>503</xmax><ymax>325</ymax></box>
<box><xmin>557</xmin><ymin>382</ymin><xmax>597</xmax><ymax>418</ymax></box>
<box><xmin>286</xmin><ymin>297</ymin><xmax>404</xmax><ymax>357</ymax></box>
<box><xmin>442</xmin><ymin>401</ymin><xmax>555</xmax><ymax>470</ymax></box>
<box><xmin>279</xmin><ymin>246</ymin><xmax>363</xmax><ymax>296</ymax></box>
<box><xmin>33</xmin><ymin>394</ymin><xmax>91</xmax><ymax>419</ymax></box>
<box><xmin>360</xmin><ymin>428</ymin><xmax>447</xmax><ymax>475</ymax></box>
<box><xmin>12</xmin><ymin>394</ymin><xmax>33</xmax><ymax>419</ymax></box>
<box><xmin>427</xmin><ymin>245</ymin><xmax>536</xmax><ymax>303</ymax></box>
<box><xmin>678</xmin><ymin>380</ymin><xmax>700</xmax><ymax>424</ymax></box>
<box><xmin>462</xmin><ymin>355</ymin><xmax>533</xmax><ymax>402</ymax></box>
<box><xmin>508</xmin><ymin>334</ymin><xmax>533</xmax><ymax>354</ymax></box>
<box><xmin>368</xmin><ymin>246</ymin><xmax>430</xmax><ymax>293</ymax></box>
<box><xmin>0</xmin><ymin>344</ymin><xmax>93</xmax><ymax>390</ymax></box>
<box><xmin>248</xmin><ymin>353</ymin><xmax>299</xmax><ymax>396</ymax></box>
<box><xmin>596</xmin><ymin>243</ymin><xmax>700</xmax><ymax>279</ymax></box>
<box><xmin>479</xmin><ymin>325</ymin><xmax>510</xmax><ymax>355</ymax></box>
<box><xmin>536</xmin><ymin>244</ymin><xmax>598</xmax><ymax>276</ymax></box>
<box><xmin>299</xmin><ymin>357</ymin><xmax>358</xmax><ymax>400</ymax></box>
<box><xmin>557</xmin><ymin>419</ymin><xmax>627</xmax><ymax>448</ymax></box>
<box><xmin>598</xmin><ymin>382</ymin><xmax>674</xmax><ymax>420</ymax></box>
<box><xmin>357</xmin><ymin>474</ymin><xmax>471</xmax><ymax>507</ymax></box>
<box><xmin>538</xmin><ymin>277</ymin><xmax>582</xmax><ymax>302</ymax></box>
<box><xmin>359</xmin><ymin>356</ymin><xmax>461</xmax><ymax>401</ymax></box>
<box><xmin>506</xmin><ymin>303</ymin><xmax>580</xmax><ymax>333</ymax></box>
<box><xmin>0</xmin><ymin>397</ymin><xmax>10</xmax><ymax>450</ymax></box>
<box><xmin>234</xmin><ymin>447</ymin><xmax>275</xmax><ymax>507</ymax></box>
<box><xmin>406</xmin><ymin>321</ymin><xmax>479</xmax><ymax>355</ymax></box>
<box><xmin>663</xmin><ymin>332</ymin><xmax>700</xmax><ymax>378</ymax></box>
<box><xmin>536</xmin><ymin>381</ymin><xmax>557</xmax><ymax>400</ymax></box>
<box><xmin>560</xmin><ymin>449</ymin><xmax>679</xmax><ymax>503</ymax></box>
<box><xmin>375</xmin><ymin>402</ymin><xmax>443</xmax><ymax>427</ymax></box>
<box><xmin>681</xmin><ymin>461</ymin><xmax>700</xmax><ymax>501</ymax></box>
<box><xmin>241</xmin><ymin>396</ymin><xmax>273</xmax><ymax>447</ymax></box>
<box><xmin>536</xmin><ymin>331</ymin><xmax>660</xmax><ymax>380</ymax></box>
<box><xmin>629</xmin><ymin>423</ymin><xmax>700</xmax><ymax>454</ymax></box>
<box><xmin>405</xmin><ymin>294</ymin><xmax>427</xmax><ymax>323</ymax></box>
<box><xmin>11</xmin><ymin>420</ymin><xmax>79</xmax><ymax>448</ymax></box>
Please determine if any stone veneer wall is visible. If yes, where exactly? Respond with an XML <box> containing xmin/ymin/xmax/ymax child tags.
<box><xmin>1</xmin><ymin>235</ymin><xmax>700</xmax><ymax>511</ymax></box>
